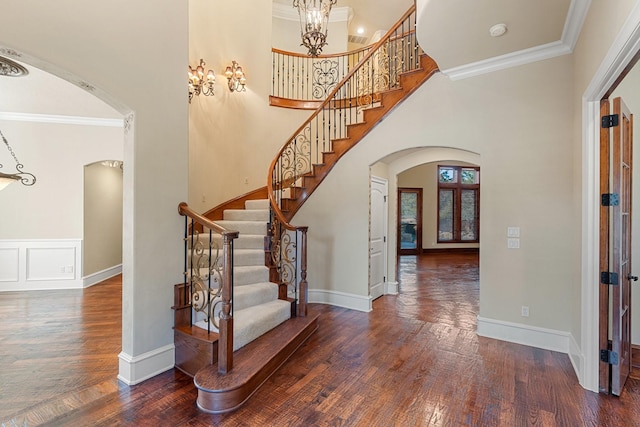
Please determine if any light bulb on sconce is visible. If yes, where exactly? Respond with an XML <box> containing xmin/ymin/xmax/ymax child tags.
<box><xmin>225</xmin><ymin>61</ymin><xmax>246</xmax><ymax>92</ymax></box>
<box><xmin>188</xmin><ymin>58</ymin><xmax>215</xmax><ymax>102</ymax></box>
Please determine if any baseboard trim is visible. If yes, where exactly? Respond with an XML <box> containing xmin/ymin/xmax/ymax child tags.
<box><xmin>385</xmin><ymin>281</ymin><xmax>399</xmax><ymax>295</ymax></box>
<box><xmin>477</xmin><ymin>316</ymin><xmax>572</xmax><ymax>354</ymax></box>
<box><xmin>83</xmin><ymin>264</ymin><xmax>122</xmax><ymax>288</ymax></box>
<box><xmin>117</xmin><ymin>344</ymin><xmax>175</xmax><ymax>385</ymax></box>
<box><xmin>308</xmin><ymin>288</ymin><xmax>372</xmax><ymax>312</ymax></box>
<box><xmin>633</xmin><ymin>344</ymin><xmax>640</xmax><ymax>370</ymax></box>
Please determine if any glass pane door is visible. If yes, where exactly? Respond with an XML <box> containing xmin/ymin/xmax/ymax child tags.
<box><xmin>398</xmin><ymin>188</ymin><xmax>422</xmax><ymax>255</ymax></box>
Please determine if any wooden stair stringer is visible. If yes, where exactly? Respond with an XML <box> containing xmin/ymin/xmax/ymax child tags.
<box><xmin>283</xmin><ymin>54</ymin><xmax>439</xmax><ymax>221</ymax></box>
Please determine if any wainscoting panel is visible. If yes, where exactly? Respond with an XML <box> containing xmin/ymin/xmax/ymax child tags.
<box><xmin>0</xmin><ymin>247</ymin><xmax>19</xmax><ymax>282</ymax></box>
<box><xmin>0</xmin><ymin>239</ymin><xmax>83</xmax><ymax>291</ymax></box>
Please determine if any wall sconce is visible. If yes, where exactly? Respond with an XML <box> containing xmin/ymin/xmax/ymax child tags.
<box><xmin>188</xmin><ymin>59</ymin><xmax>215</xmax><ymax>103</ymax></box>
<box><xmin>224</xmin><ymin>61</ymin><xmax>246</xmax><ymax>92</ymax></box>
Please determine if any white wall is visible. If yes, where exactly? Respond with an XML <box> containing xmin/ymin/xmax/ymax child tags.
<box><xmin>397</xmin><ymin>161</ymin><xmax>480</xmax><ymax>250</ymax></box>
<box><xmin>295</xmin><ymin>55</ymin><xmax>575</xmax><ymax>337</ymax></box>
<box><xmin>84</xmin><ymin>162</ymin><xmax>123</xmax><ymax>279</ymax></box>
<box><xmin>0</xmin><ymin>0</ymin><xmax>189</xmax><ymax>384</ymax></box>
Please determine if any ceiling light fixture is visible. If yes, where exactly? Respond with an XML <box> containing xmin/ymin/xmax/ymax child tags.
<box><xmin>293</xmin><ymin>0</ymin><xmax>337</xmax><ymax>57</ymax></box>
<box><xmin>0</xmin><ymin>56</ymin><xmax>28</xmax><ymax>77</ymax></box>
<box><xmin>224</xmin><ymin>61</ymin><xmax>246</xmax><ymax>92</ymax></box>
<box><xmin>489</xmin><ymin>23</ymin><xmax>507</xmax><ymax>37</ymax></box>
<box><xmin>0</xmin><ymin>129</ymin><xmax>36</xmax><ymax>191</ymax></box>
<box><xmin>188</xmin><ymin>59</ymin><xmax>215</xmax><ymax>103</ymax></box>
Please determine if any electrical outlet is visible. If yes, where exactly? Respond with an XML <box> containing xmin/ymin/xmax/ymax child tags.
<box><xmin>508</xmin><ymin>238</ymin><xmax>520</xmax><ymax>249</ymax></box>
<box><xmin>521</xmin><ymin>306</ymin><xmax>529</xmax><ymax>317</ymax></box>
<box><xmin>244</xmin><ymin>177</ymin><xmax>249</xmax><ymax>185</ymax></box>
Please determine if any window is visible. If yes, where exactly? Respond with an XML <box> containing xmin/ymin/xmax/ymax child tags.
<box><xmin>437</xmin><ymin>165</ymin><xmax>480</xmax><ymax>243</ymax></box>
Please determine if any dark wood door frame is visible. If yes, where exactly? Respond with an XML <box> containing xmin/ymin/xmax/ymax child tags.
<box><xmin>397</xmin><ymin>187</ymin><xmax>423</xmax><ymax>255</ymax></box>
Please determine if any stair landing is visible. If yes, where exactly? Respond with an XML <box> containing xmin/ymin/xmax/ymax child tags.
<box><xmin>194</xmin><ymin>311</ymin><xmax>319</xmax><ymax>414</ymax></box>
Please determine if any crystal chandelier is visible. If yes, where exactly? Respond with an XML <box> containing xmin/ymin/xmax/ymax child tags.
<box><xmin>0</xmin><ymin>130</ymin><xmax>36</xmax><ymax>191</ymax></box>
<box><xmin>293</xmin><ymin>0</ymin><xmax>337</xmax><ymax>57</ymax></box>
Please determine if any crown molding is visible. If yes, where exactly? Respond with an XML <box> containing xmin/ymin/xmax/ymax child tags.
<box><xmin>0</xmin><ymin>112</ymin><xmax>123</xmax><ymax>127</ymax></box>
<box><xmin>272</xmin><ymin>3</ymin><xmax>353</xmax><ymax>23</ymax></box>
<box><xmin>441</xmin><ymin>0</ymin><xmax>592</xmax><ymax>81</ymax></box>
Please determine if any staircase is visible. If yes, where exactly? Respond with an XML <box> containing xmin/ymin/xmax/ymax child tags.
<box><xmin>269</xmin><ymin>6</ymin><xmax>438</xmax><ymax>223</ymax></box>
<box><xmin>176</xmin><ymin>3</ymin><xmax>437</xmax><ymax>415</ymax></box>
<box><xmin>175</xmin><ymin>198</ymin><xmax>318</xmax><ymax>413</ymax></box>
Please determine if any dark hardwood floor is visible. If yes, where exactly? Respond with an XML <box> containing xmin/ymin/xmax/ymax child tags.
<box><xmin>1</xmin><ymin>252</ymin><xmax>639</xmax><ymax>426</ymax></box>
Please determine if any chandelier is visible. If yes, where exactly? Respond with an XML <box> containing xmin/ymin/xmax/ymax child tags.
<box><xmin>0</xmin><ymin>130</ymin><xmax>36</xmax><ymax>191</ymax></box>
<box><xmin>293</xmin><ymin>0</ymin><xmax>337</xmax><ymax>57</ymax></box>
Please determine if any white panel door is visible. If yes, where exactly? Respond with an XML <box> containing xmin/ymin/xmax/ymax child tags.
<box><xmin>370</xmin><ymin>176</ymin><xmax>388</xmax><ymax>300</ymax></box>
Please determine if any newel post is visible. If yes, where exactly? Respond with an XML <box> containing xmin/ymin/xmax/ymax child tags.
<box><xmin>218</xmin><ymin>231</ymin><xmax>237</xmax><ymax>374</ymax></box>
<box><xmin>297</xmin><ymin>226</ymin><xmax>308</xmax><ymax>317</ymax></box>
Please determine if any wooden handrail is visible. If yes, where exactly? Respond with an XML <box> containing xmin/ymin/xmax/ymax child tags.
<box><xmin>272</xmin><ymin>45</ymin><xmax>371</xmax><ymax>59</ymax></box>
<box><xmin>178</xmin><ymin>202</ymin><xmax>238</xmax><ymax>374</ymax></box>
<box><xmin>267</xmin><ymin>4</ymin><xmax>418</xmax><ymax>230</ymax></box>
<box><xmin>178</xmin><ymin>202</ymin><xmax>239</xmax><ymax>238</ymax></box>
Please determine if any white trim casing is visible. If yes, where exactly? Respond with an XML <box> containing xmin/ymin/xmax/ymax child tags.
<box><xmin>438</xmin><ymin>0</ymin><xmax>592</xmax><ymax>80</ymax></box>
<box><xmin>0</xmin><ymin>112</ymin><xmax>123</xmax><ymax>127</ymax></box>
<box><xmin>308</xmin><ymin>288</ymin><xmax>373</xmax><ymax>312</ymax></box>
<box><xmin>478</xmin><ymin>316</ymin><xmax>573</xmax><ymax>353</ymax></box>
<box><xmin>385</xmin><ymin>281</ymin><xmax>399</xmax><ymax>295</ymax></box>
<box><xmin>83</xmin><ymin>264</ymin><xmax>122</xmax><ymax>288</ymax></box>
<box><xmin>117</xmin><ymin>344</ymin><xmax>175</xmax><ymax>386</ymax></box>
<box><xmin>580</xmin><ymin>1</ymin><xmax>640</xmax><ymax>393</ymax></box>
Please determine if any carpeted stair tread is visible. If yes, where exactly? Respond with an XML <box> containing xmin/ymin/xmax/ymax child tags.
<box><xmin>192</xmin><ymin>233</ymin><xmax>264</xmax><ymax>250</ymax></box>
<box><xmin>195</xmin><ymin>299</ymin><xmax>291</xmax><ymax>351</ymax></box>
<box><xmin>186</xmin><ymin>265</ymin><xmax>269</xmax><ymax>286</ymax></box>
<box><xmin>223</xmin><ymin>209</ymin><xmax>269</xmax><ymax>222</ymax></box>
<box><xmin>213</xmin><ymin>220</ymin><xmax>266</xmax><ymax>235</ymax></box>
<box><xmin>245</xmin><ymin>199</ymin><xmax>269</xmax><ymax>210</ymax></box>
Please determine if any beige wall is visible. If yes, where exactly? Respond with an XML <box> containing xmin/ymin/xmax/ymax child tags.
<box><xmin>296</xmin><ymin>55</ymin><xmax>575</xmax><ymax>332</ymax></box>
<box><xmin>0</xmin><ymin>121</ymin><xmax>122</xmax><ymax>239</ymax></box>
<box><xmin>0</xmin><ymin>0</ymin><xmax>188</xmax><ymax>381</ymax></box>
<box><xmin>397</xmin><ymin>161</ymin><xmax>480</xmax><ymax>250</ymax></box>
<box><xmin>188</xmin><ymin>0</ymin><xmax>311</xmax><ymax>212</ymax></box>
<box><xmin>84</xmin><ymin>162</ymin><xmax>123</xmax><ymax>277</ymax></box>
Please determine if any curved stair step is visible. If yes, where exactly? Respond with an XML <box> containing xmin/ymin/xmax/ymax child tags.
<box><xmin>194</xmin><ymin>311</ymin><xmax>319</xmax><ymax>414</ymax></box>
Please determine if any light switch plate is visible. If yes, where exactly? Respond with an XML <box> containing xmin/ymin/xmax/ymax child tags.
<box><xmin>507</xmin><ymin>227</ymin><xmax>520</xmax><ymax>237</ymax></box>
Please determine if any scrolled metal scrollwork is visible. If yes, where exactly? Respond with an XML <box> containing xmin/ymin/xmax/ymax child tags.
<box><xmin>188</xmin><ymin>230</ymin><xmax>225</xmax><ymax>329</ymax></box>
<box><xmin>312</xmin><ymin>59</ymin><xmax>339</xmax><ymax>99</ymax></box>
<box><xmin>270</xmin><ymin>219</ymin><xmax>298</xmax><ymax>294</ymax></box>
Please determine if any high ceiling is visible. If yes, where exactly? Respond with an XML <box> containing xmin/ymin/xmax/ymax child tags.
<box><xmin>0</xmin><ymin>1</ymin><xmax>588</xmax><ymax>119</ymax></box>
<box><xmin>276</xmin><ymin>0</ymin><xmax>586</xmax><ymax>75</ymax></box>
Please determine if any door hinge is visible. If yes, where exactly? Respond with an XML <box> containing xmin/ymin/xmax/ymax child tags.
<box><xmin>602</xmin><ymin>114</ymin><xmax>619</xmax><ymax>128</ymax></box>
<box><xmin>601</xmin><ymin>193</ymin><xmax>619</xmax><ymax>206</ymax></box>
<box><xmin>383</xmin><ymin>236</ymin><xmax>386</xmax><ymax>243</ymax></box>
<box><xmin>383</xmin><ymin>276</ymin><xmax>386</xmax><ymax>282</ymax></box>
<box><xmin>600</xmin><ymin>349</ymin><xmax>619</xmax><ymax>365</ymax></box>
<box><xmin>384</xmin><ymin>195</ymin><xmax>387</xmax><ymax>202</ymax></box>
<box><xmin>601</xmin><ymin>271</ymin><xmax>619</xmax><ymax>286</ymax></box>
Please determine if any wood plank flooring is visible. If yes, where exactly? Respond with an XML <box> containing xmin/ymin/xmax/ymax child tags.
<box><xmin>1</xmin><ymin>252</ymin><xmax>639</xmax><ymax>426</ymax></box>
